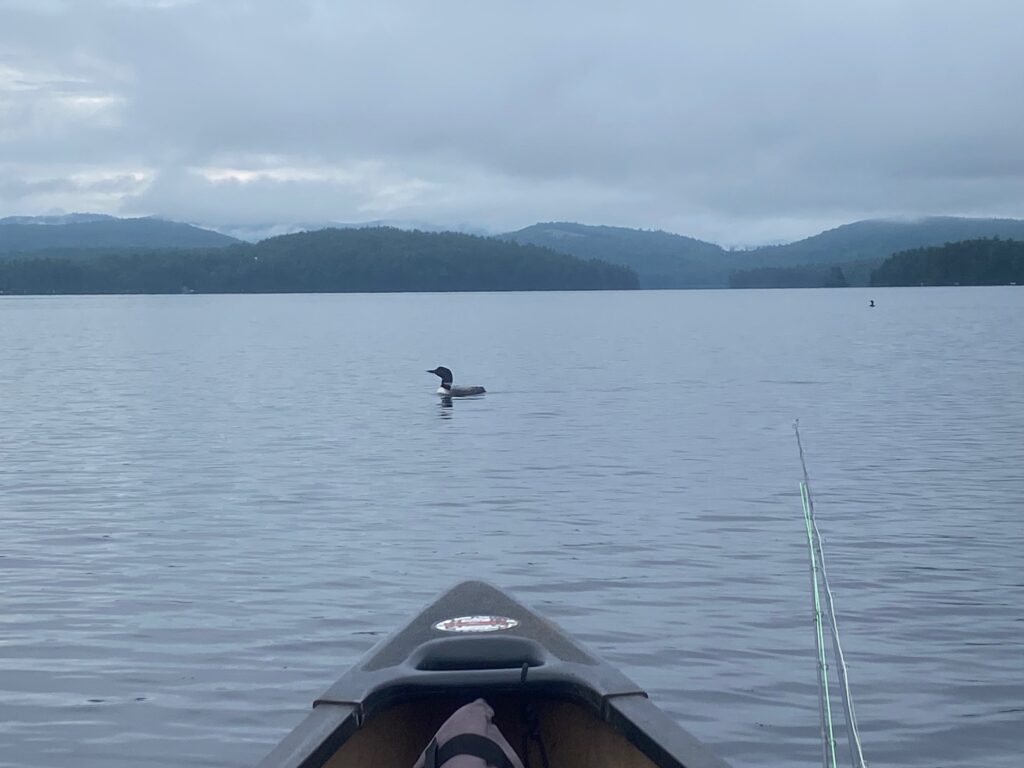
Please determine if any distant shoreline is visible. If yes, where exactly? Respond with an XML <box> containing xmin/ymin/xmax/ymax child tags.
<box><xmin>4</xmin><ymin>284</ymin><xmax>1020</xmax><ymax>299</ymax></box>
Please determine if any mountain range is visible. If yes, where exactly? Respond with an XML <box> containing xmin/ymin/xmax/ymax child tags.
<box><xmin>0</xmin><ymin>214</ymin><xmax>239</xmax><ymax>253</ymax></box>
<box><xmin>0</xmin><ymin>227</ymin><xmax>637</xmax><ymax>294</ymax></box>
<box><xmin>4</xmin><ymin>213</ymin><xmax>1024</xmax><ymax>288</ymax></box>
<box><xmin>502</xmin><ymin>217</ymin><xmax>1024</xmax><ymax>287</ymax></box>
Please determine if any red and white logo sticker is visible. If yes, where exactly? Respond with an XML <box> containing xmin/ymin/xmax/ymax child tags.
<box><xmin>433</xmin><ymin>615</ymin><xmax>519</xmax><ymax>633</ymax></box>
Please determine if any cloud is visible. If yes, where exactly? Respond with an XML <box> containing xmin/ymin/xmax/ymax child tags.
<box><xmin>1</xmin><ymin>0</ymin><xmax>1023</xmax><ymax>242</ymax></box>
<box><xmin>0</xmin><ymin>165</ymin><xmax>149</xmax><ymax>214</ymax></box>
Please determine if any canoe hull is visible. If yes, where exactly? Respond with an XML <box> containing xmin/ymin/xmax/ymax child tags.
<box><xmin>258</xmin><ymin>581</ymin><xmax>730</xmax><ymax>768</ymax></box>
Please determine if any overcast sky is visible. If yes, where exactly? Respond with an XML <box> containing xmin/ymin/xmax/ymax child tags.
<box><xmin>1</xmin><ymin>0</ymin><xmax>1022</xmax><ymax>244</ymax></box>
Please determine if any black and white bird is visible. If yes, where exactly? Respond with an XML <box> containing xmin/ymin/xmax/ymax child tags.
<box><xmin>427</xmin><ymin>366</ymin><xmax>486</xmax><ymax>397</ymax></box>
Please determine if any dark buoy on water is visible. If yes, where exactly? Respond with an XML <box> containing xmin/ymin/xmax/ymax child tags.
<box><xmin>869</xmin><ymin>299</ymin><xmax>875</xmax><ymax>307</ymax></box>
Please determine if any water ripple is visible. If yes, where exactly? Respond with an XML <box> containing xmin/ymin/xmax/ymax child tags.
<box><xmin>1</xmin><ymin>288</ymin><xmax>1022</xmax><ymax>767</ymax></box>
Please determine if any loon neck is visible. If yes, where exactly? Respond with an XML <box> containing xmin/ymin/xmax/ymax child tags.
<box><xmin>439</xmin><ymin>382</ymin><xmax>452</xmax><ymax>391</ymax></box>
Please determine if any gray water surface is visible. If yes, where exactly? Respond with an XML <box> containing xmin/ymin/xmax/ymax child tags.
<box><xmin>1</xmin><ymin>288</ymin><xmax>1022</xmax><ymax>767</ymax></box>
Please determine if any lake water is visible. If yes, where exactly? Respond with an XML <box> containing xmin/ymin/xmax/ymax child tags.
<box><xmin>1</xmin><ymin>288</ymin><xmax>1022</xmax><ymax>768</ymax></box>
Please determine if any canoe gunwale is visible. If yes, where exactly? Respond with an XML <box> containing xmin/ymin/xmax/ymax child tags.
<box><xmin>257</xmin><ymin>702</ymin><xmax>358</xmax><ymax>768</ymax></box>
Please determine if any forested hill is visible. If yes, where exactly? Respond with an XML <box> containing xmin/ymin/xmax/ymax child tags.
<box><xmin>501</xmin><ymin>222</ymin><xmax>734</xmax><ymax>288</ymax></box>
<box><xmin>503</xmin><ymin>217</ymin><xmax>1024</xmax><ymax>288</ymax></box>
<box><xmin>748</xmin><ymin>217</ymin><xmax>1024</xmax><ymax>267</ymax></box>
<box><xmin>870</xmin><ymin>238</ymin><xmax>1024</xmax><ymax>286</ymax></box>
<box><xmin>0</xmin><ymin>215</ymin><xmax>239</xmax><ymax>252</ymax></box>
<box><xmin>0</xmin><ymin>227</ymin><xmax>638</xmax><ymax>295</ymax></box>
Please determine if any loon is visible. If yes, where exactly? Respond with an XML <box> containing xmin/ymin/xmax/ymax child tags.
<box><xmin>427</xmin><ymin>366</ymin><xmax>486</xmax><ymax>397</ymax></box>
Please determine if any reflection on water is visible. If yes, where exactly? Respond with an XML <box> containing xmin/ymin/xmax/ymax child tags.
<box><xmin>1</xmin><ymin>288</ymin><xmax>1022</xmax><ymax>768</ymax></box>
<box><xmin>438</xmin><ymin>393</ymin><xmax>489</xmax><ymax>417</ymax></box>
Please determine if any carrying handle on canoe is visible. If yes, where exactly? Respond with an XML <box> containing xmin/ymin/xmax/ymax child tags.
<box><xmin>411</xmin><ymin>636</ymin><xmax>547</xmax><ymax>672</ymax></box>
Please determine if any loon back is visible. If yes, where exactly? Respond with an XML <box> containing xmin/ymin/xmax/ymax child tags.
<box><xmin>427</xmin><ymin>366</ymin><xmax>486</xmax><ymax>397</ymax></box>
<box><xmin>448</xmin><ymin>384</ymin><xmax>486</xmax><ymax>396</ymax></box>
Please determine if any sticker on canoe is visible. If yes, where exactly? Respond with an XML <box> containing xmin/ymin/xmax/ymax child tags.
<box><xmin>433</xmin><ymin>615</ymin><xmax>519</xmax><ymax>633</ymax></box>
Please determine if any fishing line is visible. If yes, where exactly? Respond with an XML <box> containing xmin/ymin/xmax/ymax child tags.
<box><xmin>795</xmin><ymin>420</ymin><xmax>867</xmax><ymax>768</ymax></box>
<box><xmin>801</xmin><ymin>480</ymin><xmax>838</xmax><ymax>768</ymax></box>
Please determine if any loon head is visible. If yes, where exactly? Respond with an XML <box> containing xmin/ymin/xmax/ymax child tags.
<box><xmin>427</xmin><ymin>366</ymin><xmax>454</xmax><ymax>390</ymax></box>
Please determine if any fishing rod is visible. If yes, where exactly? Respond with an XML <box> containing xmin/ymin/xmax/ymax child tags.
<box><xmin>794</xmin><ymin>420</ymin><xmax>867</xmax><ymax>768</ymax></box>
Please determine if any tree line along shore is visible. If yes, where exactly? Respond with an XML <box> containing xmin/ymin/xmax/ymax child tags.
<box><xmin>730</xmin><ymin>238</ymin><xmax>1023</xmax><ymax>288</ymax></box>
